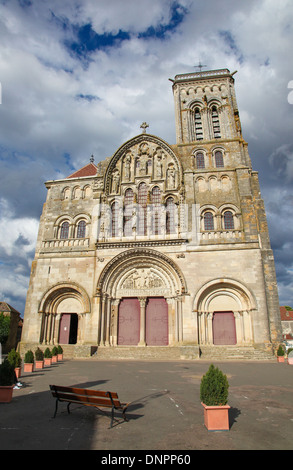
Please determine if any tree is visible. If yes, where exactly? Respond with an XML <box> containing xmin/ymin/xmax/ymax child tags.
<box><xmin>0</xmin><ymin>313</ymin><xmax>10</xmax><ymax>345</ymax></box>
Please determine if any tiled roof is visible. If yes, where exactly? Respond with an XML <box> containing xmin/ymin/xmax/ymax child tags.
<box><xmin>66</xmin><ymin>163</ymin><xmax>97</xmax><ymax>179</ymax></box>
<box><xmin>0</xmin><ymin>302</ymin><xmax>21</xmax><ymax>316</ymax></box>
<box><xmin>280</xmin><ymin>306</ymin><xmax>293</xmax><ymax>321</ymax></box>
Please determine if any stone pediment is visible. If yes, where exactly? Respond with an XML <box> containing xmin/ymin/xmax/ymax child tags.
<box><xmin>104</xmin><ymin>134</ymin><xmax>182</xmax><ymax>195</ymax></box>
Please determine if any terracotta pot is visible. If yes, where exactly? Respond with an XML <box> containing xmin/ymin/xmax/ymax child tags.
<box><xmin>35</xmin><ymin>360</ymin><xmax>44</xmax><ymax>369</ymax></box>
<box><xmin>44</xmin><ymin>358</ymin><xmax>52</xmax><ymax>366</ymax></box>
<box><xmin>57</xmin><ymin>354</ymin><xmax>63</xmax><ymax>361</ymax></box>
<box><xmin>0</xmin><ymin>385</ymin><xmax>14</xmax><ymax>403</ymax></box>
<box><xmin>24</xmin><ymin>363</ymin><xmax>34</xmax><ymax>373</ymax></box>
<box><xmin>52</xmin><ymin>355</ymin><xmax>58</xmax><ymax>363</ymax></box>
<box><xmin>14</xmin><ymin>367</ymin><xmax>21</xmax><ymax>379</ymax></box>
<box><xmin>288</xmin><ymin>357</ymin><xmax>293</xmax><ymax>365</ymax></box>
<box><xmin>277</xmin><ymin>356</ymin><xmax>285</xmax><ymax>362</ymax></box>
<box><xmin>201</xmin><ymin>402</ymin><xmax>230</xmax><ymax>431</ymax></box>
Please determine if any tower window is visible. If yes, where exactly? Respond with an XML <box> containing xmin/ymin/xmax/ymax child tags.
<box><xmin>215</xmin><ymin>150</ymin><xmax>224</xmax><ymax>168</ymax></box>
<box><xmin>76</xmin><ymin>220</ymin><xmax>86</xmax><ymax>238</ymax></box>
<box><xmin>223</xmin><ymin>211</ymin><xmax>234</xmax><ymax>230</ymax></box>
<box><xmin>60</xmin><ymin>221</ymin><xmax>69</xmax><ymax>239</ymax></box>
<box><xmin>204</xmin><ymin>212</ymin><xmax>214</xmax><ymax>231</ymax></box>
<box><xmin>194</xmin><ymin>108</ymin><xmax>203</xmax><ymax>140</ymax></box>
<box><xmin>196</xmin><ymin>152</ymin><xmax>205</xmax><ymax>169</ymax></box>
<box><xmin>212</xmin><ymin>106</ymin><xmax>221</xmax><ymax>138</ymax></box>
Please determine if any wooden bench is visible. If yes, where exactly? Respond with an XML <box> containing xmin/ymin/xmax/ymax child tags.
<box><xmin>50</xmin><ymin>385</ymin><xmax>130</xmax><ymax>427</ymax></box>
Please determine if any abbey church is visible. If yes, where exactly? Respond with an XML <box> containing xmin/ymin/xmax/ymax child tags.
<box><xmin>20</xmin><ymin>69</ymin><xmax>282</xmax><ymax>359</ymax></box>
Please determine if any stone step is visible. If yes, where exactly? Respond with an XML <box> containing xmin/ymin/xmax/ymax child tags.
<box><xmin>199</xmin><ymin>345</ymin><xmax>275</xmax><ymax>361</ymax></box>
<box><xmin>92</xmin><ymin>346</ymin><xmax>200</xmax><ymax>361</ymax></box>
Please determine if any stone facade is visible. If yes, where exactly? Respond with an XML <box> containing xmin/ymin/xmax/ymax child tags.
<box><xmin>20</xmin><ymin>69</ymin><xmax>282</xmax><ymax>358</ymax></box>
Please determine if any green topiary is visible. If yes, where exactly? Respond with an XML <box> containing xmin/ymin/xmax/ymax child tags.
<box><xmin>57</xmin><ymin>345</ymin><xmax>63</xmax><ymax>354</ymax></box>
<box><xmin>200</xmin><ymin>364</ymin><xmax>229</xmax><ymax>406</ymax></box>
<box><xmin>0</xmin><ymin>359</ymin><xmax>15</xmax><ymax>386</ymax></box>
<box><xmin>7</xmin><ymin>348</ymin><xmax>22</xmax><ymax>368</ymax></box>
<box><xmin>35</xmin><ymin>347</ymin><xmax>44</xmax><ymax>361</ymax></box>
<box><xmin>277</xmin><ymin>345</ymin><xmax>285</xmax><ymax>356</ymax></box>
<box><xmin>52</xmin><ymin>346</ymin><xmax>58</xmax><ymax>356</ymax></box>
<box><xmin>24</xmin><ymin>350</ymin><xmax>34</xmax><ymax>363</ymax></box>
<box><xmin>44</xmin><ymin>347</ymin><xmax>52</xmax><ymax>358</ymax></box>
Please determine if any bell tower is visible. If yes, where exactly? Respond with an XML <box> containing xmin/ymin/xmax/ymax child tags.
<box><xmin>171</xmin><ymin>69</ymin><xmax>242</xmax><ymax>145</ymax></box>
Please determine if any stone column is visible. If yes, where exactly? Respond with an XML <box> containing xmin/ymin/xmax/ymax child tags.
<box><xmin>138</xmin><ymin>297</ymin><xmax>146</xmax><ymax>346</ymax></box>
<box><xmin>111</xmin><ymin>299</ymin><xmax>120</xmax><ymax>346</ymax></box>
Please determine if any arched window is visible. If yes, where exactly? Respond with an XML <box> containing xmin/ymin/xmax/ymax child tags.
<box><xmin>194</xmin><ymin>107</ymin><xmax>203</xmax><ymax>140</ymax></box>
<box><xmin>223</xmin><ymin>211</ymin><xmax>234</xmax><ymax>230</ymax></box>
<box><xmin>151</xmin><ymin>186</ymin><xmax>161</xmax><ymax>235</ymax></box>
<box><xmin>138</xmin><ymin>182</ymin><xmax>148</xmax><ymax>235</ymax></box>
<box><xmin>196</xmin><ymin>152</ymin><xmax>205</xmax><ymax>169</ymax></box>
<box><xmin>124</xmin><ymin>188</ymin><xmax>134</xmax><ymax>236</ymax></box>
<box><xmin>111</xmin><ymin>201</ymin><xmax>119</xmax><ymax>237</ymax></box>
<box><xmin>166</xmin><ymin>197</ymin><xmax>175</xmax><ymax>235</ymax></box>
<box><xmin>76</xmin><ymin>220</ymin><xmax>86</xmax><ymax>238</ymax></box>
<box><xmin>212</xmin><ymin>106</ymin><xmax>221</xmax><ymax>138</ymax></box>
<box><xmin>215</xmin><ymin>150</ymin><xmax>224</xmax><ymax>168</ymax></box>
<box><xmin>204</xmin><ymin>212</ymin><xmax>214</xmax><ymax>231</ymax></box>
<box><xmin>60</xmin><ymin>221</ymin><xmax>69</xmax><ymax>239</ymax></box>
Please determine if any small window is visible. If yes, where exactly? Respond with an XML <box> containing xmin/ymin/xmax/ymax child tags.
<box><xmin>196</xmin><ymin>152</ymin><xmax>205</xmax><ymax>169</ymax></box>
<box><xmin>224</xmin><ymin>211</ymin><xmax>234</xmax><ymax>230</ymax></box>
<box><xmin>204</xmin><ymin>212</ymin><xmax>214</xmax><ymax>231</ymax></box>
<box><xmin>215</xmin><ymin>150</ymin><xmax>224</xmax><ymax>168</ymax></box>
<box><xmin>77</xmin><ymin>220</ymin><xmax>86</xmax><ymax>238</ymax></box>
<box><xmin>60</xmin><ymin>221</ymin><xmax>69</xmax><ymax>239</ymax></box>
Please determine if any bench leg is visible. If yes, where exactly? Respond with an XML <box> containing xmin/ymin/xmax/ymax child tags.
<box><xmin>53</xmin><ymin>399</ymin><xmax>58</xmax><ymax>418</ymax></box>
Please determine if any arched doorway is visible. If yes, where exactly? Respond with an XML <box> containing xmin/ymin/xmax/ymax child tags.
<box><xmin>96</xmin><ymin>248</ymin><xmax>187</xmax><ymax>347</ymax></box>
<box><xmin>194</xmin><ymin>279</ymin><xmax>256</xmax><ymax>346</ymax></box>
<box><xmin>38</xmin><ymin>282</ymin><xmax>90</xmax><ymax>345</ymax></box>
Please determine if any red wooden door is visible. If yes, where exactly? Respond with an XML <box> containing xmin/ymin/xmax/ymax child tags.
<box><xmin>213</xmin><ymin>311</ymin><xmax>236</xmax><ymax>345</ymax></box>
<box><xmin>118</xmin><ymin>298</ymin><xmax>140</xmax><ymax>345</ymax></box>
<box><xmin>59</xmin><ymin>313</ymin><xmax>71</xmax><ymax>344</ymax></box>
<box><xmin>146</xmin><ymin>297</ymin><xmax>168</xmax><ymax>346</ymax></box>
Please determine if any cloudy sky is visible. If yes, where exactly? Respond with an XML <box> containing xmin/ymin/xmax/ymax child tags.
<box><xmin>0</xmin><ymin>0</ymin><xmax>292</xmax><ymax>315</ymax></box>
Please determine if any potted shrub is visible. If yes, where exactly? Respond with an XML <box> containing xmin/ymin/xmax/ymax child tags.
<box><xmin>57</xmin><ymin>345</ymin><xmax>63</xmax><ymax>361</ymax></box>
<box><xmin>0</xmin><ymin>359</ymin><xmax>15</xmax><ymax>403</ymax></box>
<box><xmin>7</xmin><ymin>348</ymin><xmax>22</xmax><ymax>379</ymax></box>
<box><xmin>35</xmin><ymin>347</ymin><xmax>44</xmax><ymax>369</ymax></box>
<box><xmin>200</xmin><ymin>364</ymin><xmax>230</xmax><ymax>431</ymax></box>
<box><xmin>277</xmin><ymin>344</ymin><xmax>285</xmax><ymax>362</ymax></box>
<box><xmin>44</xmin><ymin>347</ymin><xmax>52</xmax><ymax>366</ymax></box>
<box><xmin>24</xmin><ymin>350</ymin><xmax>34</xmax><ymax>373</ymax></box>
<box><xmin>51</xmin><ymin>346</ymin><xmax>58</xmax><ymax>363</ymax></box>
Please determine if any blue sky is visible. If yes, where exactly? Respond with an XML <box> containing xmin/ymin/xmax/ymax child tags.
<box><xmin>0</xmin><ymin>0</ymin><xmax>293</xmax><ymax>314</ymax></box>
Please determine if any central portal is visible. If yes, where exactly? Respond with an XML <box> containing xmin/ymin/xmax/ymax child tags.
<box><xmin>117</xmin><ymin>297</ymin><xmax>168</xmax><ymax>346</ymax></box>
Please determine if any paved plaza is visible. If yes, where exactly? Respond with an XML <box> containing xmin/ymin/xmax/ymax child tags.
<box><xmin>0</xmin><ymin>358</ymin><xmax>292</xmax><ymax>451</ymax></box>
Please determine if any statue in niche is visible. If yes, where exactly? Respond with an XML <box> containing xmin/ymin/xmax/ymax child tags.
<box><xmin>100</xmin><ymin>205</ymin><xmax>111</xmax><ymax>240</ymax></box>
<box><xmin>155</xmin><ymin>155</ymin><xmax>163</xmax><ymax>179</ymax></box>
<box><xmin>124</xmin><ymin>152</ymin><xmax>132</xmax><ymax>181</ymax></box>
<box><xmin>138</xmin><ymin>142</ymin><xmax>150</xmax><ymax>175</ymax></box>
<box><xmin>166</xmin><ymin>164</ymin><xmax>176</xmax><ymax>189</ymax></box>
<box><xmin>111</xmin><ymin>168</ymin><xmax>120</xmax><ymax>194</ymax></box>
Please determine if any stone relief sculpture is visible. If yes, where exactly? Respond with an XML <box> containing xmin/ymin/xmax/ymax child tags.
<box><xmin>166</xmin><ymin>164</ymin><xmax>176</xmax><ymax>189</ymax></box>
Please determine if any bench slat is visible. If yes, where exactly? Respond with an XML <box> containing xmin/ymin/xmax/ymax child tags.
<box><xmin>51</xmin><ymin>391</ymin><xmax>123</xmax><ymax>408</ymax></box>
